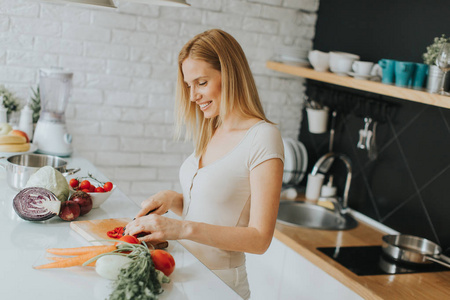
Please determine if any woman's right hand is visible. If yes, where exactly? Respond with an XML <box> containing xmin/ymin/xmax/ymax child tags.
<box><xmin>135</xmin><ymin>190</ymin><xmax>178</xmax><ymax>218</ymax></box>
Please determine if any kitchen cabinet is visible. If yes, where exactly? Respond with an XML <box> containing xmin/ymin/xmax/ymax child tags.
<box><xmin>246</xmin><ymin>237</ymin><xmax>362</xmax><ymax>299</ymax></box>
<box><xmin>274</xmin><ymin>216</ymin><xmax>450</xmax><ymax>299</ymax></box>
<box><xmin>266</xmin><ymin>61</ymin><xmax>450</xmax><ymax>110</ymax></box>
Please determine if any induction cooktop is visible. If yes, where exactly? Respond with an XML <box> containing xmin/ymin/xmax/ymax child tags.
<box><xmin>317</xmin><ymin>245</ymin><xmax>450</xmax><ymax>276</ymax></box>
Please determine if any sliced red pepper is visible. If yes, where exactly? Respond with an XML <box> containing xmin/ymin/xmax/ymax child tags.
<box><xmin>108</xmin><ymin>225</ymin><xmax>148</xmax><ymax>240</ymax></box>
<box><xmin>107</xmin><ymin>226</ymin><xmax>124</xmax><ymax>239</ymax></box>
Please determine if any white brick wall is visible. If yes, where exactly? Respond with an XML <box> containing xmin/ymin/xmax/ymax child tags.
<box><xmin>0</xmin><ymin>0</ymin><xmax>318</xmax><ymax>204</ymax></box>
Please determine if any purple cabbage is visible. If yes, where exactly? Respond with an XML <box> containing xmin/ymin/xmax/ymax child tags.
<box><xmin>13</xmin><ymin>187</ymin><xmax>61</xmax><ymax>221</ymax></box>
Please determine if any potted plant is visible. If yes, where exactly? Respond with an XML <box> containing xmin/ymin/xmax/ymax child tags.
<box><xmin>30</xmin><ymin>86</ymin><xmax>41</xmax><ymax>124</ymax></box>
<box><xmin>423</xmin><ymin>34</ymin><xmax>449</xmax><ymax>93</ymax></box>
<box><xmin>0</xmin><ymin>85</ymin><xmax>20</xmax><ymax>123</ymax></box>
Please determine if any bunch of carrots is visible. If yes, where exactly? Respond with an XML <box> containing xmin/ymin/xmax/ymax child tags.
<box><xmin>34</xmin><ymin>244</ymin><xmax>118</xmax><ymax>269</ymax></box>
<box><xmin>34</xmin><ymin>235</ymin><xmax>141</xmax><ymax>270</ymax></box>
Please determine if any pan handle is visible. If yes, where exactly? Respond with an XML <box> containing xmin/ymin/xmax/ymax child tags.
<box><xmin>62</xmin><ymin>168</ymin><xmax>81</xmax><ymax>176</ymax></box>
<box><xmin>425</xmin><ymin>256</ymin><xmax>450</xmax><ymax>269</ymax></box>
<box><xmin>439</xmin><ymin>253</ymin><xmax>450</xmax><ymax>264</ymax></box>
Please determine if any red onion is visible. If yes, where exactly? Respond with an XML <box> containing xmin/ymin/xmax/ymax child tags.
<box><xmin>59</xmin><ymin>201</ymin><xmax>81</xmax><ymax>221</ymax></box>
<box><xmin>69</xmin><ymin>191</ymin><xmax>92</xmax><ymax>216</ymax></box>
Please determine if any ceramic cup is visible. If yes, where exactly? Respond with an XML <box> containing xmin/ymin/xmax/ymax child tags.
<box><xmin>410</xmin><ymin>63</ymin><xmax>429</xmax><ymax>90</ymax></box>
<box><xmin>329</xmin><ymin>52</ymin><xmax>360</xmax><ymax>75</ymax></box>
<box><xmin>305</xmin><ymin>173</ymin><xmax>325</xmax><ymax>200</ymax></box>
<box><xmin>308</xmin><ymin>50</ymin><xmax>330</xmax><ymax>72</ymax></box>
<box><xmin>352</xmin><ymin>61</ymin><xmax>374</xmax><ymax>76</ymax></box>
<box><xmin>378</xmin><ymin>59</ymin><xmax>396</xmax><ymax>84</ymax></box>
<box><xmin>395</xmin><ymin>61</ymin><xmax>416</xmax><ymax>87</ymax></box>
<box><xmin>306</xmin><ymin>107</ymin><xmax>329</xmax><ymax>134</ymax></box>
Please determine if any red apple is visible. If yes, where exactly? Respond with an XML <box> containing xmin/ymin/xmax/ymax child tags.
<box><xmin>9</xmin><ymin>129</ymin><xmax>29</xmax><ymax>143</ymax></box>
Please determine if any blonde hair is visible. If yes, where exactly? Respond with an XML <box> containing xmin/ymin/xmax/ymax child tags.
<box><xmin>175</xmin><ymin>29</ymin><xmax>271</xmax><ymax>156</ymax></box>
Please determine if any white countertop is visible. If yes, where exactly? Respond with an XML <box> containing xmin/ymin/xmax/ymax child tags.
<box><xmin>0</xmin><ymin>156</ymin><xmax>241</xmax><ymax>300</ymax></box>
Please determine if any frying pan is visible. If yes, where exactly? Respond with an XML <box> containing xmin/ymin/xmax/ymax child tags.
<box><xmin>382</xmin><ymin>234</ymin><xmax>450</xmax><ymax>268</ymax></box>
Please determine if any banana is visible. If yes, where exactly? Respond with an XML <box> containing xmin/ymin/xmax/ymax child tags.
<box><xmin>0</xmin><ymin>135</ymin><xmax>27</xmax><ymax>144</ymax></box>
<box><xmin>0</xmin><ymin>143</ymin><xmax>30</xmax><ymax>152</ymax></box>
<box><xmin>0</xmin><ymin>134</ymin><xmax>30</xmax><ymax>152</ymax></box>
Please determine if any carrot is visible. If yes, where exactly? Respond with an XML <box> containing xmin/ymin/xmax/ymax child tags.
<box><xmin>47</xmin><ymin>256</ymin><xmax>74</xmax><ymax>261</ymax></box>
<box><xmin>47</xmin><ymin>256</ymin><xmax>95</xmax><ymax>267</ymax></box>
<box><xmin>47</xmin><ymin>256</ymin><xmax>96</xmax><ymax>267</ymax></box>
<box><xmin>46</xmin><ymin>245</ymin><xmax>116</xmax><ymax>256</ymax></box>
<box><xmin>35</xmin><ymin>245</ymin><xmax>116</xmax><ymax>269</ymax></box>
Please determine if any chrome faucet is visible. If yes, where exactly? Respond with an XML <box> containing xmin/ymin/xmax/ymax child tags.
<box><xmin>311</xmin><ymin>152</ymin><xmax>352</xmax><ymax>214</ymax></box>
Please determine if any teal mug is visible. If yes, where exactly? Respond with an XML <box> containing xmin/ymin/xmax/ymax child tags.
<box><xmin>378</xmin><ymin>59</ymin><xmax>396</xmax><ymax>84</ymax></box>
<box><xmin>395</xmin><ymin>61</ymin><xmax>416</xmax><ymax>87</ymax></box>
<box><xmin>410</xmin><ymin>63</ymin><xmax>428</xmax><ymax>90</ymax></box>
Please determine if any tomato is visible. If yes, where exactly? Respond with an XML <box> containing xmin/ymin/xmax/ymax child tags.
<box><xmin>117</xmin><ymin>235</ymin><xmax>140</xmax><ymax>244</ymax></box>
<box><xmin>95</xmin><ymin>186</ymin><xmax>105</xmax><ymax>193</ymax></box>
<box><xmin>151</xmin><ymin>250</ymin><xmax>175</xmax><ymax>276</ymax></box>
<box><xmin>80</xmin><ymin>180</ymin><xmax>91</xmax><ymax>190</ymax></box>
<box><xmin>69</xmin><ymin>178</ymin><xmax>79</xmax><ymax>188</ymax></box>
<box><xmin>89</xmin><ymin>184</ymin><xmax>96</xmax><ymax>193</ymax></box>
<box><xmin>82</xmin><ymin>189</ymin><xmax>90</xmax><ymax>193</ymax></box>
<box><xmin>103</xmin><ymin>181</ymin><xmax>113</xmax><ymax>192</ymax></box>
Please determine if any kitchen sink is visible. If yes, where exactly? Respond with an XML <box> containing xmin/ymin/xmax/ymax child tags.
<box><xmin>277</xmin><ymin>200</ymin><xmax>358</xmax><ymax>230</ymax></box>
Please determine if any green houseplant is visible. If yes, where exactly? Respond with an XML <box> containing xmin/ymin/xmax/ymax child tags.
<box><xmin>423</xmin><ymin>34</ymin><xmax>449</xmax><ymax>93</ymax></box>
<box><xmin>30</xmin><ymin>86</ymin><xmax>41</xmax><ymax>124</ymax></box>
<box><xmin>423</xmin><ymin>34</ymin><xmax>449</xmax><ymax>65</ymax></box>
<box><xmin>0</xmin><ymin>85</ymin><xmax>20</xmax><ymax>122</ymax></box>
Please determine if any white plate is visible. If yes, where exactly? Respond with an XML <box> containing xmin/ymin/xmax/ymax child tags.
<box><xmin>288</xmin><ymin>138</ymin><xmax>300</xmax><ymax>184</ymax></box>
<box><xmin>285</xmin><ymin>138</ymin><xmax>301</xmax><ymax>185</ymax></box>
<box><xmin>286</xmin><ymin>138</ymin><xmax>309</xmax><ymax>185</ymax></box>
<box><xmin>296</xmin><ymin>140</ymin><xmax>308</xmax><ymax>184</ymax></box>
<box><xmin>0</xmin><ymin>143</ymin><xmax>37</xmax><ymax>158</ymax></box>
<box><xmin>282</xmin><ymin>138</ymin><xmax>296</xmax><ymax>184</ymax></box>
<box><xmin>348</xmin><ymin>72</ymin><xmax>376</xmax><ymax>80</ymax></box>
<box><xmin>277</xmin><ymin>59</ymin><xmax>310</xmax><ymax>67</ymax></box>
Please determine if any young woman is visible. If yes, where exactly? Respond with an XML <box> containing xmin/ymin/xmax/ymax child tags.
<box><xmin>125</xmin><ymin>29</ymin><xmax>284</xmax><ymax>299</ymax></box>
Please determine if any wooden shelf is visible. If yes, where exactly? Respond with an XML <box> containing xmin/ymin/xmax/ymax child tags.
<box><xmin>266</xmin><ymin>61</ymin><xmax>450</xmax><ymax>110</ymax></box>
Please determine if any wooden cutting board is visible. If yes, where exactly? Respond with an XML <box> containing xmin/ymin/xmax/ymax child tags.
<box><xmin>70</xmin><ymin>218</ymin><xmax>168</xmax><ymax>249</ymax></box>
<box><xmin>70</xmin><ymin>218</ymin><xmax>131</xmax><ymax>245</ymax></box>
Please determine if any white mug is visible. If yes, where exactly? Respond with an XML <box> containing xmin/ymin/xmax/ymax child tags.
<box><xmin>352</xmin><ymin>61</ymin><xmax>374</xmax><ymax>76</ymax></box>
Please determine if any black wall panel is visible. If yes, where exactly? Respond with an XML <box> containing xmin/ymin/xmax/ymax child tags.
<box><xmin>299</xmin><ymin>0</ymin><xmax>450</xmax><ymax>251</ymax></box>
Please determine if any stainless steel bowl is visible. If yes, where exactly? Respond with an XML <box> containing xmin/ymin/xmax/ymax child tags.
<box><xmin>0</xmin><ymin>154</ymin><xmax>80</xmax><ymax>191</ymax></box>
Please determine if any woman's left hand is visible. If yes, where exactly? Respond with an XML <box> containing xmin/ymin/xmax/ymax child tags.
<box><xmin>124</xmin><ymin>214</ymin><xmax>184</xmax><ymax>242</ymax></box>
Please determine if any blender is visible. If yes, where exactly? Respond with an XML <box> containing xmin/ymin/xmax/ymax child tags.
<box><xmin>33</xmin><ymin>68</ymin><xmax>73</xmax><ymax>157</ymax></box>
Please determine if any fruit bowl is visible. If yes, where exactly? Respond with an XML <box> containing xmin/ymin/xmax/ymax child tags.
<box><xmin>70</xmin><ymin>186</ymin><xmax>116</xmax><ymax>208</ymax></box>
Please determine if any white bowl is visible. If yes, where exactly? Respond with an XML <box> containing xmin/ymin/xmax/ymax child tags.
<box><xmin>329</xmin><ymin>51</ymin><xmax>360</xmax><ymax>75</ymax></box>
<box><xmin>89</xmin><ymin>186</ymin><xmax>115</xmax><ymax>208</ymax></box>
<box><xmin>69</xmin><ymin>186</ymin><xmax>115</xmax><ymax>208</ymax></box>
<box><xmin>308</xmin><ymin>50</ymin><xmax>329</xmax><ymax>72</ymax></box>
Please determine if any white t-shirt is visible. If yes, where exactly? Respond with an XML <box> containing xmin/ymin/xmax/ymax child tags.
<box><xmin>179</xmin><ymin>120</ymin><xmax>284</xmax><ymax>270</ymax></box>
